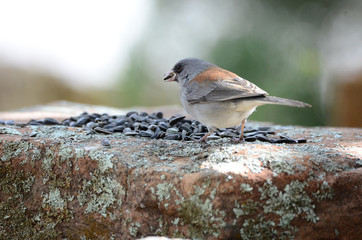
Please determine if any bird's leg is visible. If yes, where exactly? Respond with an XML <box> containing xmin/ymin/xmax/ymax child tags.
<box><xmin>231</xmin><ymin>119</ymin><xmax>246</xmax><ymax>143</ymax></box>
<box><xmin>199</xmin><ymin>129</ymin><xmax>214</xmax><ymax>143</ymax></box>
<box><xmin>239</xmin><ymin>119</ymin><xmax>246</xmax><ymax>142</ymax></box>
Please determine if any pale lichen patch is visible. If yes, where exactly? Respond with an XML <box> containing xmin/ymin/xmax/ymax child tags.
<box><xmin>78</xmin><ymin>169</ymin><xmax>125</xmax><ymax>217</ymax></box>
<box><xmin>230</xmin><ymin>178</ymin><xmax>334</xmax><ymax>239</ymax></box>
<box><xmin>156</xmin><ymin>182</ymin><xmax>174</xmax><ymax>202</ymax></box>
<box><xmin>129</xmin><ymin>222</ymin><xmax>141</xmax><ymax>237</ymax></box>
<box><xmin>42</xmin><ymin>188</ymin><xmax>65</xmax><ymax>211</ymax></box>
<box><xmin>178</xmin><ymin>185</ymin><xmax>226</xmax><ymax>239</ymax></box>
<box><xmin>0</xmin><ymin>126</ymin><xmax>22</xmax><ymax>135</ymax></box>
<box><xmin>58</xmin><ymin>143</ymin><xmax>74</xmax><ymax>162</ymax></box>
<box><xmin>88</xmin><ymin>149</ymin><xmax>114</xmax><ymax>172</ymax></box>
<box><xmin>0</xmin><ymin>140</ymin><xmax>33</xmax><ymax>162</ymax></box>
<box><xmin>240</xmin><ymin>183</ymin><xmax>253</xmax><ymax>193</ymax></box>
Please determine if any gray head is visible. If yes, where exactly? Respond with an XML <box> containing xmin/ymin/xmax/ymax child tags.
<box><xmin>164</xmin><ymin>58</ymin><xmax>215</xmax><ymax>85</ymax></box>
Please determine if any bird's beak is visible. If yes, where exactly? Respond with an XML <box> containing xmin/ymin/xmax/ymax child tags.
<box><xmin>163</xmin><ymin>70</ymin><xmax>177</xmax><ymax>82</ymax></box>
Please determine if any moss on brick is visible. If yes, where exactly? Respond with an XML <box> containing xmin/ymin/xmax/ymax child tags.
<box><xmin>0</xmin><ymin>164</ymin><xmax>60</xmax><ymax>239</ymax></box>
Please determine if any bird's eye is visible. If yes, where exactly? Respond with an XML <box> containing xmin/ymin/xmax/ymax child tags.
<box><xmin>174</xmin><ymin>64</ymin><xmax>184</xmax><ymax>74</ymax></box>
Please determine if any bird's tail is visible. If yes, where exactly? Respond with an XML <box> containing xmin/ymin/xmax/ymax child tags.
<box><xmin>262</xmin><ymin>96</ymin><xmax>311</xmax><ymax>108</ymax></box>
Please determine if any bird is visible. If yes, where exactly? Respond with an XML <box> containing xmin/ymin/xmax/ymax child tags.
<box><xmin>164</xmin><ymin>58</ymin><xmax>311</xmax><ymax>143</ymax></box>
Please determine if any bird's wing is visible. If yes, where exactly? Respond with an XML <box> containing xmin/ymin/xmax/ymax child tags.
<box><xmin>184</xmin><ymin>67</ymin><xmax>268</xmax><ymax>104</ymax></box>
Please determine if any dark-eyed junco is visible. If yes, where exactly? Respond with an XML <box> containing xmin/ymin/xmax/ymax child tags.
<box><xmin>164</xmin><ymin>58</ymin><xmax>311</xmax><ymax>142</ymax></box>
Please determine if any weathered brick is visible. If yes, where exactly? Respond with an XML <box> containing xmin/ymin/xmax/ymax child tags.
<box><xmin>0</xmin><ymin>123</ymin><xmax>361</xmax><ymax>239</ymax></box>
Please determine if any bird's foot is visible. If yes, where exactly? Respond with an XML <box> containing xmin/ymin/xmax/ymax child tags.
<box><xmin>231</xmin><ymin>136</ymin><xmax>245</xmax><ymax>144</ymax></box>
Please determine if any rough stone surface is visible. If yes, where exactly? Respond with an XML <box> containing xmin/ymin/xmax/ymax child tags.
<box><xmin>0</xmin><ymin>122</ymin><xmax>361</xmax><ymax>239</ymax></box>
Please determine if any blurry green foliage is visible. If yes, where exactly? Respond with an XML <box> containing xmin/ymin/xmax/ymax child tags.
<box><xmin>115</xmin><ymin>0</ymin><xmax>345</xmax><ymax>126</ymax></box>
<box><xmin>115</xmin><ymin>50</ymin><xmax>149</xmax><ymax>107</ymax></box>
<box><xmin>114</xmin><ymin>47</ymin><xmax>176</xmax><ymax>108</ymax></box>
<box><xmin>209</xmin><ymin>36</ymin><xmax>323</xmax><ymax>126</ymax></box>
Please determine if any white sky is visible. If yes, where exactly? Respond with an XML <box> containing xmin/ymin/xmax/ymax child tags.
<box><xmin>0</xmin><ymin>0</ymin><xmax>152</xmax><ymax>89</ymax></box>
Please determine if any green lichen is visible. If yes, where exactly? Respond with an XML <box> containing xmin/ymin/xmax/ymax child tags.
<box><xmin>0</xmin><ymin>135</ymin><xmax>80</xmax><ymax>239</ymax></box>
<box><xmin>41</xmin><ymin>191</ymin><xmax>74</xmax><ymax>235</ymax></box>
<box><xmin>32</xmin><ymin>125</ymin><xmax>79</xmax><ymax>139</ymax></box>
<box><xmin>88</xmin><ymin>149</ymin><xmax>114</xmax><ymax>172</ymax></box>
<box><xmin>312</xmin><ymin>181</ymin><xmax>334</xmax><ymax>201</ymax></box>
<box><xmin>168</xmin><ymin>146</ymin><xmax>205</xmax><ymax>157</ymax></box>
<box><xmin>260</xmin><ymin>180</ymin><xmax>319</xmax><ymax>225</ymax></box>
<box><xmin>30</xmin><ymin>148</ymin><xmax>41</xmax><ymax>166</ymax></box>
<box><xmin>74</xmin><ymin>148</ymin><xmax>85</xmax><ymax>171</ymax></box>
<box><xmin>78</xmin><ymin>169</ymin><xmax>125</xmax><ymax>217</ymax></box>
<box><xmin>41</xmin><ymin>145</ymin><xmax>73</xmax><ymax>190</ymax></box>
<box><xmin>171</xmin><ymin>217</ymin><xmax>180</xmax><ymax>225</ymax></box>
<box><xmin>233</xmin><ymin>199</ymin><xmax>259</xmax><ymax>218</ymax></box>
<box><xmin>152</xmin><ymin>177</ymin><xmax>226</xmax><ymax>239</ymax></box>
<box><xmin>58</xmin><ymin>143</ymin><xmax>74</xmax><ymax>162</ymax></box>
<box><xmin>0</xmin><ymin>126</ymin><xmax>22</xmax><ymax>135</ymax></box>
<box><xmin>42</xmin><ymin>148</ymin><xmax>56</xmax><ymax>172</ymax></box>
<box><xmin>0</xmin><ymin>164</ymin><xmax>60</xmax><ymax>239</ymax></box>
<box><xmin>179</xmin><ymin>192</ymin><xmax>226</xmax><ymax>239</ymax></box>
<box><xmin>231</xmin><ymin>178</ymin><xmax>329</xmax><ymax>239</ymax></box>
<box><xmin>294</xmin><ymin>144</ymin><xmax>355</xmax><ymax>174</ymax></box>
<box><xmin>176</xmin><ymin>182</ymin><xmax>226</xmax><ymax>239</ymax></box>
<box><xmin>0</xmin><ymin>140</ymin><xmax>33</xmax><ymax>162</ymax></box>
<box><xmin>311</xmin><ymin>155</ymin><xmax>347</xmax><ymax>173</ymax></box>
<box><xmin>156</xmin><ymin>182</ymin><xmax>174</xmax><ymax>202</ymax></box>
<box><xmin>74</xmin><ymin>147</ymin><xmax>85</xmax><ymax>158</ymax></box>
<box><xmin>240</xmin><ymin>183</ymin><xmax>253</xmax><ymax>193</ymax></box>
<box><xmin>151</xmin><ymin>141</ymin><xmax>207</xmax><ymax>164</ymax></box>
<box><xmin>240</xmin><ymin>217</ymin><xmax>277</xmax><ymax>240</ymax></box>
<box><xmin>42</xmin><ymin>188</ymin><xmax>65</xmax><ymax>210</ymax></box>
<box><xmin>259</xmin><ymin>154</ymin><xmax>307</xmax><ymax>176</ymax></box>
<box><xmin>129</xmin><ymin>222</ymin><xmax>141</xmax><ymax>237</ymax></box>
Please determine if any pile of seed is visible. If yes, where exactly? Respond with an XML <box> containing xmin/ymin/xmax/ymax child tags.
<box><xmin>1</xmin><ymin>111</ymin><xmax>305</xmax><ymax>144</ymax></box>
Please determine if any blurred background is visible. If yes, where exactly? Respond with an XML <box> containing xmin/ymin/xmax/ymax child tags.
<box><xmin>0</xmin><ymin>0</ymin><xmax>361</xmax><ymax>127</ymax></box>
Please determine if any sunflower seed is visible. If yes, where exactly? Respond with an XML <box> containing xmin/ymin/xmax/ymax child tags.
<box><xmin>5</xmin><ymin>120</ymin><xmax>15</xmax><ymax>125</ymax></box>
<box><xmin>43</xmin><ymin>118</ymin><xmax>59</xmax><ymax>125</ymax></box>
<box><xmin>94</xmin><ymin>127</ymin><xmax>113</xmax><ymax>134</ymax></box>
<box><xmin>139</xmin><ymin>130</ymin><xmax>154</xmax><ymax>138</ymax></box>
<box><xmin>124</xmin><ymin>131</ymin><xmax>138</xmax><ymax>136</ymax></box>
<box><xmin>101</xmin><ymin>138</ymin><xmax>111</xmax><ymax>146</ymax></box>
<box><xmin>75</xmin><ymin>116</ymin><xmax>90</xmax><ymax>127</ymax></box>
<box><xmin>164</xmin><ymin>134</ymin><xmax>180</xmax><ymax>140</ymax></box>
<box><xmin>21</xmin><ymin>111</ymin><xmax>307</xmax><ymax>144</ymax></box>
<box><xmin>166</xmin><ymin>127</ymin><xmax>179</xmax><ymax>134</ymax></box>
<box><xmin>169</xmin><ymin>115</ymin><xmax>185</xmax><ymax>125</ymax></box>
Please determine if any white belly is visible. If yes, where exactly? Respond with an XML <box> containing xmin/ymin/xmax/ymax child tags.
<box><xmin>181</xmin><ymin>98</ymin><xmax>262</xmax><ymax>130</ymax></box>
